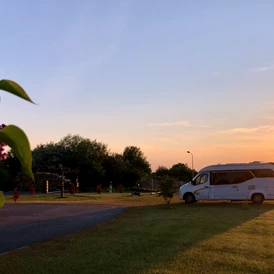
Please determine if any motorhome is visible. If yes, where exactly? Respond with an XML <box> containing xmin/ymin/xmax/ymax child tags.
<box><xmin>178</xmin><ymin>162</ymin><xmax>274</xmax><ymax>204</ymax></box>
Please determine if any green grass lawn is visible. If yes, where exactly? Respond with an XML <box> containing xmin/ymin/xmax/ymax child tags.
<box><xmin>4</xmin><ymin>192</ymin><xmax>168</xmax><ymax>206</ymax></box>
<box><xmin>1</xmin><ymin>197</ymin><xmax>274</xmax><ymax>274</ymax></box>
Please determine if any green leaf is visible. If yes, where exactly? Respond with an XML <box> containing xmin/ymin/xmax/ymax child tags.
<box><xmin>0</xmin><ymin>79</ymin><xmax>35</xmax><ymax>104</ymax></box>
<box><xmin>0</xmin><ymin>191</ymin><xmax>4</xmax><ymax>208</ymax></box>
<box><xmin>0</xmin><ymin>125</ymin><xmax>33</xmax><ymax>179</ymax></box>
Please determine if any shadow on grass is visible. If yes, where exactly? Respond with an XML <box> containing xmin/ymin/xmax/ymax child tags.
<box><xmin>1</xmin><ymin>202</ymin><xmax>274</xmax><ymax>274</ymax></box>
<box><xmin>144</xmin><ymin>202</ymin><xmax>274</xmax><ymax>274</ymax></box>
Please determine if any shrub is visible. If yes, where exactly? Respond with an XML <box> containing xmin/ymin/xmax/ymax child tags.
<box><xmin>13</xmin><ymin>188</ymin><xmax>21</xmax><ymax>202</ymax></box>
<box><xmin>97</xmin><ymin>184</ymin><xmax>102</xmax><ymax>194</ymax></box>
<box><xmin>118</xmin><ymin>184</ymin><xmax>124</xmax><ymax>193</ymax></box>
<box><xmin>29</xmin><ymin>185</ymin><xmax>35</xmax><ymax>195</ymax></box>
<box><xmin>0</xmin><ymin>79</ymin><xmax>34</xmax><ymax>208</ymax></box>
<box><xmin>69</xmin><ymin>183</ymin><xmax>75</xmax><ymax>195</ymax></box>
<box><xmin>15</xmin><ymin>172</ymin><xmax>33</xmax><ymax>190</ymax></box>
<box><xmin>158</xmin><ymin>176</ymin><xmax>177</xmax><ymax>204</ymax></box>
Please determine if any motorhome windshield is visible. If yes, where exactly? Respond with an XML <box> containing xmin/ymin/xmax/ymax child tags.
<box><xmin>191</xmin><ymin>174</ymin><xmax>199</xmax><ymax>182</ymax></box>
<box><xmin>191</xmin><ymin>173</ymin><xmax>208</xmax><ymax>185</ymax></box>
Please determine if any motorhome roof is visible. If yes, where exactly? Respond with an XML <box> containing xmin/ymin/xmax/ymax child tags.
<box><xmin>199</xmin><ymin>162</ymin><xmax>274</xmax><ymax>172</ymax></box>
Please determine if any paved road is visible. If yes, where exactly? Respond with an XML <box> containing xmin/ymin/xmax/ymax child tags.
<box><xmin>0</xmin><ymin>204</ymin><xmax>125</xmax><ymax>254</ymax></box>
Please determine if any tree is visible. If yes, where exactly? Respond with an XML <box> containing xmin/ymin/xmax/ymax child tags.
<box><xmin>158</xmin><ymin>175</ymin><xmax>177</xmax><ymax>204</ymax></box>
<box><xmin>58</xmin><ymin>134</ymin><xmax>109</xmax><ymax>190</ymax></box>
<box><xmin>4</xmin><ymin>150</ymin><xmax>22</xmax><ymax>177</ymax></box>
<box><xmin>169</xmin><ymin>163</ymin><xmax>195</xmax><ymax>182</ymax></box>
<box><xmin>31</xmin><ymin>134</ymin><xmax>110</xmax><ymax>190</ymax></box>
<box><xmin>122</xmin><ymin>146</ymin><xmax>151</xmax><ymax>187</ymax></box>
<box><xmin>0</xmin><ymin>150</ymin><xmax>22</xmax><ymax>191</ymax></box>
<box><xmin>32</xmin><ymin>143</ymin><xmax>68</xmax><ymax>172</ymax></box>
<box><xmin>0</xmin><ymin>161</ymin><xmax>14</xmax><ymax>192</ymax></box>
<box><xmin>103</xmin><ymin>153</ymin><xmax>126</xmax><ymax>185</ymax></box>
<box><xmin>155</xmin><ymin>166</ymin><xmax>170</xmax><ymax>177</ymax></box>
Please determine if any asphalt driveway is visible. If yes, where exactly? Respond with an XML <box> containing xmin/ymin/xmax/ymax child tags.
<box><xmin>0</xmin><ymin>204</ymin><xmax>125</xmax><ymax>254</ymax></box>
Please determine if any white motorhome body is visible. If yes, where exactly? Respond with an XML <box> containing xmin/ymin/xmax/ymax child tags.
<box><xmin>178</xmin><ymin>162</ymin><xmax>274</xmax><ymax>204</ymax></box>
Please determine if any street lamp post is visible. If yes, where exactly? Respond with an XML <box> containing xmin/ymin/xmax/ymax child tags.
<box><xmin>187</xmin><ymin>151</ymin><xmax>194</xmax><ymax>179</ymax></box>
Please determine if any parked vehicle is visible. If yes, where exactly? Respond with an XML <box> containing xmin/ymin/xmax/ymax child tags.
<box><xmin>178</xmin><ymin>161</ymin><xmax>274</xmax><ymax>204</ymax></box>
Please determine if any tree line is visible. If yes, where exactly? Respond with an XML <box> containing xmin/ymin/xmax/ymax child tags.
<box><xmin>0</xmin><ymin>134</ymin><xmax>197</xmax><ymax>191</ymax></box>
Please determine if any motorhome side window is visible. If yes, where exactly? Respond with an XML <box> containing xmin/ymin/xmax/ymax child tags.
<box><xmin>250</xmin><ymin>169</ymin><xmax>274</xmax><ymax>178</ymax></box>
<box><xmin>194</xmin><ymin>174</ymin><xmax>208</xmax><ymax>185</ymax></box>
<box><xmin>210</xmin><ymin>171</ymin><xmax>254</xmax><ymax>185</ymax></box>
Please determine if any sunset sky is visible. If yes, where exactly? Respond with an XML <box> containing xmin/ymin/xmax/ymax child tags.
<box><xmin>1</xmin><ymin>1</ymin><xmax>274</xmax><ymax>171</ymax></box>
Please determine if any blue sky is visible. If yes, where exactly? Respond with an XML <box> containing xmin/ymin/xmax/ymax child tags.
<box><xmin>1</xmin><ymin>0</ymin><xmax>274</xmax><ymax>170</ymax></box>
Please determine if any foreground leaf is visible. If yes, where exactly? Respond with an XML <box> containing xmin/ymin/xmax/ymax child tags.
<box><xmin>0</xmin><ymin>191</ymin><xmax>4</xmax><ymax>208</ymax></box>
<box><xmin>0</xmin><ymin>125</ymin><xmax>33</xmax><ymax>179</ymax></box>
<box><xmin>0</xmin><ymin>79</ymin><xmax>35</xmax><ymax>103</ymax></box>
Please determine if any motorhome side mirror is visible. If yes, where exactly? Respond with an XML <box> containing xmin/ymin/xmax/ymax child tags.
<box><xmin>191</xmin><ymin>180</ymin><xmax>195</xmax><ymax>185</ymax></box>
